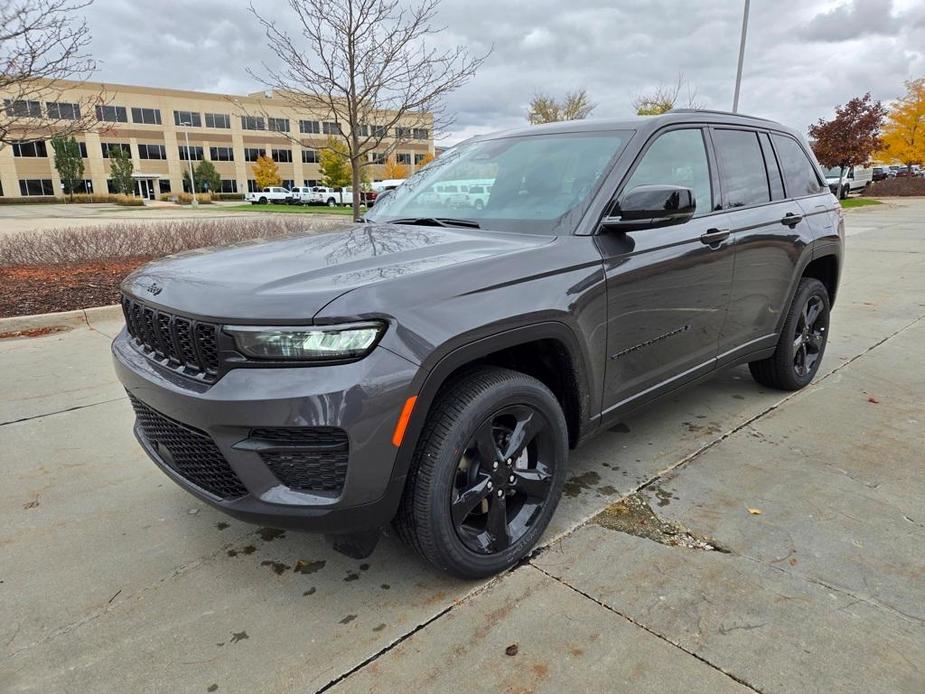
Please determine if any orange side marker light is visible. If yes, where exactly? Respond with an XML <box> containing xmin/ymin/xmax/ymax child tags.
<box><xmin>392</xmin><ymin>396</ymin><xmax>417</xmax><ymax>447</ymax></box>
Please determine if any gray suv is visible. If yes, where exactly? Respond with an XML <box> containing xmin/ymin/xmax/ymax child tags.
<box><xmin>113</xmin><ymin>110</ymin><xmax>843</xmax><ymax>578</ymax></box>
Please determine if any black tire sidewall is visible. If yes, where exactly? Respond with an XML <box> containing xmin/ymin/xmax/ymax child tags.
<box><xmin>780</xmin><ymin>278</ymin><xmax>831</xmax><ymax>388</ymax></box>
<box><xmin>419</xmin><ymin>373</ymin><xmax>568</xmax><ymax>577</ymax></box>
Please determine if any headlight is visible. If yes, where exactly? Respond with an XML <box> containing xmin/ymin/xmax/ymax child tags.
<box><xmin>225</xmin><ymin>322</ymin><xmax>384</xmax><ymax>361</ymax></box>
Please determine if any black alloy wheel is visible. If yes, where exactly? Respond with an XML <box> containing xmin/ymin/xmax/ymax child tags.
<box><xmin>451</xmin><ymin>405</ymin><xmax>555</xmax><ymax>554</ymax></box>
<box><xmin>792</xmin><ymin>294</ymin><xmax>827</xmax><ymax>378</ymax></box>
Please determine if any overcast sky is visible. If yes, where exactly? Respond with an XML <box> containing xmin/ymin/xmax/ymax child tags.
<box><xmin>81</xmin><ymin>0</ymin><xmax>924</xmax><ymax>144</ymax></box>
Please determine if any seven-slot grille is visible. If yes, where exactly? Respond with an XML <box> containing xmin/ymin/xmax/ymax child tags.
<box><xmin>128</xmin><ymin>394</ymin><xmax>248</xmax><ymax>500</ymax></box>
<box><xmin>122</xmin><ymin>295</ymin><xmax>220</xmax><ymax>380</ymax></box>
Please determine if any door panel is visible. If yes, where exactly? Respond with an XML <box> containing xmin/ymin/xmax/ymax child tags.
<box><xmin>597</xmin><ymin>127</ymin><xmax>734</xmax><ymax>414</ymax></box>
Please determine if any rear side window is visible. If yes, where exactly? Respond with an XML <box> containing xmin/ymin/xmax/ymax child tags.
<box><xmin>771</xmin><ymin>134</ymin><xmax>824</xmax><ymax>197</ymax></box>
<box><xmin>624</xmin><ymin>128</ymin><xmax>712</xmax><ymax>216</ymax></box>
<box><xmin>759</xmin><ymin>133</ymin><xmax>785</xmax><ymax>200</ymax></box>
<box><xmin>712</xmin><ymin>129</ymin><xmax>770</xmax><ymax>208</ymax></box>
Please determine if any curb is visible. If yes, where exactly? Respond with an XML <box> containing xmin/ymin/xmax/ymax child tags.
<box><xmin>0</xmin><ymin>303</ymin><xmax>122</xmax><ymax>334</ymax></box>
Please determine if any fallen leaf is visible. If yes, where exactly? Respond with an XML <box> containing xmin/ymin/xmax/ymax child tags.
<box><xmin>747</xmin><ymin>508</ymin><xmax>762</xmax><ymax>515</ymax></box>
<box><xmin>505</xmin><ymin>644</ymin><xmax>519</xmax><ymax>656</ymax></box>
<box><xmin>867</xmin><ymin>396</ymin><xmax>880</xmax><ymax>404</ymax></box>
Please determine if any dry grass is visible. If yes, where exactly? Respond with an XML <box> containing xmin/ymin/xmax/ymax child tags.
<box><xmin>866</xmin><ymin>177</ymin><xmax>925</xmax><ymax>196</ymax></box>
<box><xmin>0</xmin><ymin>216</ymin><xmax>335</xmax><ymax>266</ymax></box>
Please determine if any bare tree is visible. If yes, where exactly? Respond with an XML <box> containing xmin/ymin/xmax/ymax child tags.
<box><xmin>632</xmin><ymin>74</ymin><xmax>702</xmax><ymax>116</ymax></box>
<box><xmin>249</xmin><ymin>0</ymin><xmax>489</xmax><ymax>220</ymax></box>
<box><xmin>527</xmin><ymin>89</ymin><xmax>595</xmax><ymax>124</ymax></box>
<box><xmin>0</xmin><ymin>0</ymin><xmax>100</xmax><ymax>148</ymax></box>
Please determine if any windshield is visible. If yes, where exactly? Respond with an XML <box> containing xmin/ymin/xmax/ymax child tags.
<box><xmin>366</xmin><ymin>130</ymin><xmax>631</xmax><ymax>234</ymax></box>
<box><xmin>822</xmin><ymin>167</ymin><xmax>844</xmax><ymax>178</ymax></box>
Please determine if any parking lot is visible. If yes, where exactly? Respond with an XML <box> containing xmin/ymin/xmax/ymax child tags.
<box><xmin>1</xmin><ymin>200</ymin><xmax>924</xmax><ymax>693</ymax></box>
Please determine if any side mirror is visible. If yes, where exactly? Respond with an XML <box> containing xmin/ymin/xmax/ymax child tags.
<box><xmin>601</xmin><ymin>185</ymin><xmax>696</xmax><ymax>232</ymax></box>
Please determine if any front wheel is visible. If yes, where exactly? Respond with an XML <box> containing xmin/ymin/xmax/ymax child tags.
<box><xmin>258</xmin><ymin>196</ymin><xmax>267</xmax><ymax>205</ymax></box>
<box><xmin>327</xmin><ymin>198</ymin><xmax>336</xmax><ymax>207</ymax></box>
<box><xmin>749</xmin><ymin>277</ymin><xmax>830</xmax><ymax>390</ymax></box>
<box><xmin>394</xmin><ymin>367</ymin><xmax>568</xmax><ymax>578</ymax></box>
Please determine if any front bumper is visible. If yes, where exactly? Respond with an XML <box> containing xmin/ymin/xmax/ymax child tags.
<box><xmin>112</xmin><ymin>329</ymin><xmax>419</xmax><ymax>533</ymax></box>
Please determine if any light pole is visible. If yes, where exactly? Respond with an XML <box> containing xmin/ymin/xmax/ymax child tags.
<box><xmin>732</xmin><ymin>0</ymin><xmax>750</xmax><ymax>113</ymax></box>
<box><xmin>180</xmin><ymin>122</ymin><xmax>198</xmax><ymax>207</ymax></box>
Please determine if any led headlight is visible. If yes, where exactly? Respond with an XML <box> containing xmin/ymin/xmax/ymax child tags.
<box><xmin>225</xmin><ymin>322</ymin><xmax>384</xmax><ymax>361</ymax></box>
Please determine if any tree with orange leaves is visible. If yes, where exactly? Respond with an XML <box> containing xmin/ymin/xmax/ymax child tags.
<box><xmin>383</xmin><ymin>155</ymin><xmax>408</xmax><ymax>180</ymax></box>
<box><xmin>878</xmin><ymin>79</ymin><xmax>925</xmax><ymax>172</ymax></box>
<box><xmin>252</xmin><ymin>155</ymin><xmax>281</xmax><ymax>188</ymax></box>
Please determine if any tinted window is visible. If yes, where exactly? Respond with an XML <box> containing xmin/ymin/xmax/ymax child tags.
<box><xmin>771</xmin><ymin>134</ymin><xmax>824</xmax><ymax>197</ymax></box>
<box><xmin>712</xmin><ymin>129</ymin><xmax>770</xmax><ymax>208</ymax></box>
<box><xmin>624</xmin><ymin>128</ymin><xmax>712</xmax><ymax>216</ymax></box>
<box><xmin>759</xmin><ymin>133</ymin><xmax>785</xmax><ymax>200</ymax></box>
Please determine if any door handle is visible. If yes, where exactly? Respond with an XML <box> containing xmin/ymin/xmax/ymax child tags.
<box><xmin>700</xmin><ymin>228</ymin><xmax>731</xmax><ymax>245</ymax></box>
<box><xmin>781</xmin><ymin>212</ymin><xmax>804</xmax><ymax>227</ymax></box>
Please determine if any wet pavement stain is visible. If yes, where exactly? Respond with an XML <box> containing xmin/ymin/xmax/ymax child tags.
<box><xmin>373</xmin><ymin>623</ymin><xmax>386</xmax><ymax>632</ymax></box>
<box><xmin>359</xmin><ymin>563</ymin><xmax>370</xmax><ymax>571</ymax></box>
<box><xmin>294</xmin><ymin>559</ymin><xmax>326</xmax><ymax>575</ymax></box>
<box><xmin>207</xmin><ymin>684</ymin><xmax>218</xmax><ymax>692</ymax></box>
<box><xmin>564</xmin><ymin>470</ymin><xmax>601</xmax><ymax>498</ymax></box>
<box><xmin>260</xmin><ymin>560</ymin><xmax>291</xmax><ymax>575</ymax></box>
<box><xmin>256</xmin><ymin>527</ymin><xmax>286</xmax><ymax>542</ymax></box>
<box><xmin>597</xmin><ymin>485</ymin><xmax>618</xmax><ymax>496</ymax></box>
<box><xmin>684</xmin><ymin>421</ymin><xmax>723</xmax><ymax>435</ymax></box>
<box><xmin>215</xmin><ymin>522</ymin><xmax>230</xmax><ymax>530</ymax></box>
<box><xmin>381</xmin><ymin>584</ymin><xmax>391</xmax><ymax>590</ymax></box>
<box><xmin>609</xmin><ymin>422</ymin><xmax>631</xmax><ymax>434</ymax></box>
<box><xmin>344</xmin><ymin>572</ymin><xmax>360</xmax><ymax>582</ymax></box>
<box><xmin>595</xmin><ymin>492</ymin><xmax>729</xmax><ymax>552</ymax></box>
<box><xmin>339</xmin><ymin>614</ymin><xmax>357</xmax><ymax>624</ymax></box>
<box><xmin>653</xmin><ymin>487</ymin><xmax>679</xmax><ymax>507</ymax></box>
<box><xmin>230</xmin><ymin>631</ymin><xmax>249</xmax><ymax>643</ymax></box>
<box><xmin>303</xmin><ymin>587</ymin><xmax>317</xmax><ymax>596</ymax></box>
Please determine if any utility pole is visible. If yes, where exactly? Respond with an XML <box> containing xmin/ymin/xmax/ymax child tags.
<box><xmin>181</xmin><ymin>123</ymin><xmax>198</xmax><ymax>207</ymax></box>
<box><xmin>732</xmin><ymin>0</ymin><xmax>750</xmax><ymax>113</ymax></box>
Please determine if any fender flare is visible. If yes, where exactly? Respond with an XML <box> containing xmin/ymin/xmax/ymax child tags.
<box><xmin>775</xmin><ymin>241</ymin><xmax>840</xmax><ymax>335</ymax></box>
<box><xmin>388</xmin><ymin>320</ymin><xmax>596</xmax><ymax>487</ymax></box>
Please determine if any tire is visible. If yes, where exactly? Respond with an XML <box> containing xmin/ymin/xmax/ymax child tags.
<box><xmin>474</xmin><ymin>199</ymin><xmax>484</xmax><ymax>210</ymax></box>
<box><xmin>258</xmin><ymin>196</ymin><xmax>267</xmax><ymax>205</ymax></box>
<box><xmin>394</xmin><ymin>367</ymin><xmax>569</xmax><ymax>578</ymax></box>
<box><xmin>840</xmin><ymin>184</ymin><xmax>849</xmax><ymax>200</ymax></box>
<box><xmin>749</xmin><ymin>277</ymin><xmax>830</xmax><ymax>391</ymax></box>
<box><xmin>327</xmin><ymin>198</ymin><xmax>336</xmax><ymax>207</ymax></box>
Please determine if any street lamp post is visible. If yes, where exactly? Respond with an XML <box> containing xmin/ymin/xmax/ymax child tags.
<box><xmin>181</xmin><ymin>122</ymin><xmax>198</xmax><ymax>207</ymax></box>
<box><xmin>732</xmin><ymin>0</ymin><xmax>750</xmax><ymax>113</ymax></box>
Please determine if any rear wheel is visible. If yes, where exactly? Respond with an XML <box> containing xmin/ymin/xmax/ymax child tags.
<box><xmin>395</xmin><ymin>367</ymin><xmax>568</xmax><ymax>578</ymax></box>
<box><xmin>749</xmin><ymin>277</ymin><xmax>830</xmax><ymax>390</ymax></box>
<box><xmin>327</xmin><ymin>197</ymin><xmax>336</xmax><ymax>207</ymax></box>
<box><xmin>258</xmin><ymin>196</ymin><xmax>267</xmax><ymax>205</ymax></box>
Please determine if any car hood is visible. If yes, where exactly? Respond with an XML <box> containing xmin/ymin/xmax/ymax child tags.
<box><xmin>122</xmin><ymin>222</ymin><xmax>553</xmax><ymax>322</ymax></box>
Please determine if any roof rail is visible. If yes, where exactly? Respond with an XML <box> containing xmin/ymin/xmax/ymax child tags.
<box><xmin>667</xmin><ymin>108</ymin><xmax>774</xmax><ymax>122</ymax></box>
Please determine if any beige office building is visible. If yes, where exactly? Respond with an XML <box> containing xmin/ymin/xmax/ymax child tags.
<box><xmin>0</xmin><ymin>80</ymin><xmax>434</xmax><ymax>199</ymax></box>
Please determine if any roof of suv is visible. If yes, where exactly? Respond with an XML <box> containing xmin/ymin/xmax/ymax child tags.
<box><xmin>481</xmin><ymin>109</ymin><xmax>801</xmax><ymax>141</ymax></box>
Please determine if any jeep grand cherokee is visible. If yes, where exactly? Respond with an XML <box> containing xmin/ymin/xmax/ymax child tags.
<box><xmin>113</xmin><ymin>110</ymin><xmax>843</xmax><ymax>578</ymax></box>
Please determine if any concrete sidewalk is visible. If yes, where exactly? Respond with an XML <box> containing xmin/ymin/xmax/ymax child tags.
<box><xmin>1</xmin><ymin>201</ymin><xmax>923</xmax><ymax>693</ymax></box>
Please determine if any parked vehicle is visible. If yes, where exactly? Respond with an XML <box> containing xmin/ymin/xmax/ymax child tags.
<box><xmin>287</xmin><ymin>186</ymin><xmax>315</xmax><ymax>205</ymax></box>
<box><xmin>114</xmin><ymin>110</ymin><xmax>843</xmax><ymax>578</ymax></box>
<box><xmin>823</xmin><ymin>165</ymin><xmax>873</xmax><ymax>199</ymax></box>
<box><xmin>871</xmin><ymin>166</ymin><xmax>892</xmax><ymax>182</ymax></box>
<box><xmin>245</xmin><ymin>187</ymin><xmax>291</xmax><ymax>205</ymax></box>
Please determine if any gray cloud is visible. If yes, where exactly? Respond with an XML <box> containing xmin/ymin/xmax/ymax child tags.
<box><xmin>80</xmin><ymin>0</ymin><xmax>925</xmax><ymax>144</ymax></box>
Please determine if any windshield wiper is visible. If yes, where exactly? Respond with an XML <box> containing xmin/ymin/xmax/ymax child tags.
<box><xmin>387</xmin><ymin>217</ymin><xmax>481</xmax><ymax>229</ymax></box>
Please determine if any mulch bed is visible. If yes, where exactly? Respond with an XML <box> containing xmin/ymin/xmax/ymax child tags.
<box><xmin>0</xmin><ymin>257</ymin><xmax>151</xmax><ymax>318</ymax></box>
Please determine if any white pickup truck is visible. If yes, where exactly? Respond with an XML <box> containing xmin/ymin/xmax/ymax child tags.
<box><xmin>245</xmin><ymin>187</ymin><xmax>291</xmax><ymax>205</ymax></box>
<box><xmin>290</xmin><ymin>186</ymin><xmax>371</xmax><ymax>207</ymax></box>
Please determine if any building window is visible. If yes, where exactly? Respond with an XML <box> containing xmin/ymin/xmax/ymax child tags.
<box><xmin>244</xmin><ymin>147</ymin><xmax>263</xmax><ymax>162</ymax></box>
<box><xmin>268</xmin><ymin>117</ymin><xmax>289</xmax><ymax>133</ymax></box>
<box><xmin>158</xmin><ymin>179</ymin><xmax>171</xmax><ymax>194</ymax></box>
<box><xmin>77</xmin><ymin>141</ymin><xmax>88</xmax><ymax>157</ymax></box>
<box><xmin>301</xmin><ymin>149</ymin><xmax>318</xmax><ymax>164</ymax></box>
<box><xmin>281</xmin><ymin>179</ymin><xmax>294</xmax><ymax>190</ymax></box>
<box><xmin>396</xmin><ymin>152</ymin><xmax>411</xmax><ymax>165</ymax></box>
<box><xmin>96</xmin><ymin>105</ymin><xmax>128</xmax><ymax>123</ymax></box>
<box><xmin>138</xmin><ymin>143</ymin><xmax>167</xmax><ymax>160</ymax></box>
<box><xmin>369</xmin><ymin>152</ymin><xmax>386</xmax><ymax>164</ymax></box>
<box><xmin>5</xmin><ymin>100</ymin><xmax>42</xmax><ymax>117</ymax></box>
<box><xmin>355</xmin><ymin>124</ymin><xmax>369</xmax><ymax>137</ymax></box>
<box><xmin>209</xmin><ymin>146</ymin><xmax>234</xmax><ymax>161</ymax></box>
<box><xmin>205</xmin><ymin>112</ymin><xmax>231</xmax><ymax>128</ymax></box>
<box><xmin>271</xmin><ymin>148</ymin><xmax>292</xmax><ymax>163</ymax></box>
<box><xmin>46</xmin><ymin>102</ymin><xmax>80</xmax><ymax>120</ymax></box>
<box><xmin>219</xmin><ymin>179</ymin><xmax>238</xmax><ymax>193</ymax></box>
<box><xmin>299</xmin><ymin>120</ymin><xmax>320</xmax><ymax>134</ymax></box>
<box><xmin>241</xmin><ymin>115</ymin><xmax>265</xmax><ymax>131</ymax></box>
<box><xmin>178</xmin><ymin>145</ymin><xmax>204</xmax><ymax>161</ymax></box>
<box><xmin>322</xmin><ymin>121</ymin><xmax>340</xmax><ymax>135</ymax></box>
<box><xmin>62</xmin><ymin>179</ymin><xmax>93</xmax><ymax>194</ymax></box>
<box><xmin>19</xmin><ymin>179</ymin><xmax>54</xmax><ymax>196</ymax></box>
<box><xmin>12</xmin><ymin>140</ymin><xmax>47</xmax><ymax>157</ymax></box>
<box><xmin>174</xmin><ymin>110</ymin><xmax>201</xmax><ymax>127</ymax></box>
<box><xmin>303</xmin><ymin>179</ymin><xmax>318</xmax><ymax>187</ymax></box>
<box><xmin>131</xmin><ymin>107</ymin><xmax>162</xmax><ymax>125</ymax></box>
<box><xmin>101</xmin><ymin>142</ymin><xmax>131</xmax><ymax>158</ymax></box>
<box><xmin>413</xmin><ymin>128</ymin><xmax>429</xmax><ymax>140</ymax></box>
<box><xmin>414</xmin><ymin>153</ymin><xmax>427</xmax><ymax>165</ymax></box>
<box><xmin>395</xmin><ymin>127</ymin><xmax>412</xmax><ymax>139</ymax></box>
<box><xmin>372</xmin><ymin>125</ymin><xmax>388</xmax><ymax>138</ymax></box>
<box><xmin>247</xmin><ymin>179</ymin><xmax>260</xmax><ymax>193</ymax></box>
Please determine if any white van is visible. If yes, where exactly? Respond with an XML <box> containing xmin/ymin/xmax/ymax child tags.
<box><xmin>823</xmin><ymin>166</ymin><xmax>873</xmax><ymax>199</ymax></box>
